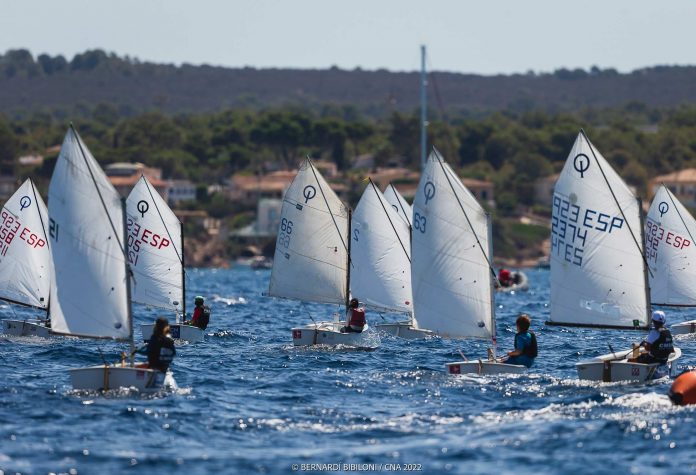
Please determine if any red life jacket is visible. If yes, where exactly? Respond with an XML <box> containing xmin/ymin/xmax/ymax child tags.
<box><xmin>349</xmin><ymin>308</ymin><xmax>366</xmax><ymax>329</ymax></box>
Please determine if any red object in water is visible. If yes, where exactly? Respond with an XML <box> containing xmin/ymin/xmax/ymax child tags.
<box><xmin>669</xmin><ymin>371</ymin><xmax>696</xmax><ymax>405</ymax></box>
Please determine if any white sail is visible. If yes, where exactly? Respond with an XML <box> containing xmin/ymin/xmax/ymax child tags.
<box><xmin>268</xmin><ymin>159</ymin><xmax>349</xmax><ymax>305</ymax></box>
<box><xmin>411</xmin><ymin>150</ymin><xmax>494</xmax><ymax>339</ymax></box>
<box><xmin>0</xmin><ymin>179</ymin><xmax>51</xmax><ymax>309</ymax></box>
<box><xmin>48</xmin><ymin>127</ymin><xmax>130</xmax><ymax>339</ymax></box>
<box><xmin>350</xmin><ymin>181</ymin><xmax>412</xmax><ymax>313</ymax></box>
<box><xmin>646</xmin><ymin>185</ymin><xmax>696</xmax><ymax>306</ymax></box>
<box><xmin>549</xmin><ymin>132</ymin><xmax>649</xmax><ymax>328</ymax></box>
<box><xmin>126</xmin><ymin>176</ymin><xmax>183</xmax><ymax>313</ymax></box>
<box><xmin>383</xmin><ymin>183</ymin><xmax>412</xmax><ymax>227</ymax></box>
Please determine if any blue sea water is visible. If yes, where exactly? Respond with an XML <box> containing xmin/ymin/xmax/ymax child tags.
<box><xmin>1</xmin><ymin>268</ymin><xmax>696</xmax><ymax>475</ymax></box>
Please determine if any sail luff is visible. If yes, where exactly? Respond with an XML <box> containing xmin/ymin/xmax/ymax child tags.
<box><xmin>548</xmin><ymin>131</ymin><xmax>648</xmax><ymax>329</ymax></box>
<box><xmin>0</xmin><ymin>179</ymin><xmax>52</xmax><ymax>309</ymax></box>
<box><xmin>349</xmin><ymin>181</ymin><xmax>413</xmax><ymax>314</ymax></box>
<box><xmin>48</xmin><ymin>127</ymin><xmax>130</xmax><ymax>339</ymax></box>
<box><xmin>646</xmin><ymin>185</ymin><xmax>696</xmax><ymax>306</ymax></box>
<box><xmin>411</xmin><ymin>150</ymin><xmax>492</xmax><ymax>339</ymax></box>
<box><xmin>268</xmin><ymin>158</ymin><xmax>349</xmax><ymax>305</ymax></box>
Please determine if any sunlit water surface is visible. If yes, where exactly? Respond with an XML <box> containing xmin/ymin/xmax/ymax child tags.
<box><xmin>1</xmin><ymin>268</ymin><xmax>695</xmax><ymax>474</ymax></box>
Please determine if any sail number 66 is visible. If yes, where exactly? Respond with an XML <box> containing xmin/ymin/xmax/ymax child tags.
<box><xmin>278</xmin><ymin>218</ymin><xmax>293</xmax><ymax>248</ymax></box>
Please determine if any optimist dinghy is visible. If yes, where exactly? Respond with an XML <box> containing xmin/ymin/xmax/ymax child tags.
<box><xmin>403</xmin><ymin>150</ymin><xmax>525</xmax><ymax>375</ymax></box>
<box><xmin>351</xmin><ymin>180</ymin><xmax>431</xmax><ymax>339</ymax></box>
<box><xmin>49</xmin><ymin>126</ymin><xmax>175</xmax><ymax>392</ymax></box>
<box><xmin>645</xmin><ymin>185</ymin><xmax>696</xmax><ymax>335</ymax></box>
<box><xmin>126</xmin><ymin>176</ymin><xmax>203</xmax><ymax>343</ymax></box>
<box><xmin>0</xmin><ymin>178</ymin><xmax>52</xmax><ymax>337</ymax></box>
<box><xmin>576</xmin><ymin>345</ymin><xmax>681</xmax><ymax>382</ymax></box>
<box><xmin>268</xmin><ymin>158</ymin><xmax>379</xmax><ymax>349</ymax></box>
<box><xmin>548</xmin><ymin>130</ymin><xmax>680</xmax><ymax>381</ymax></box>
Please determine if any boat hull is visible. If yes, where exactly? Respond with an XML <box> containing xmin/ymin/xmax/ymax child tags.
<box><xmin>291</xmin><ymin>322</ymin><xmax>379</xmax><ymax>349</ymax></box>
<box><xmin>446</xmin><ymin>360</ymin><xmax>527</xmax><ymax>375</ymax></box>
<box><xmin>671</xmin><ymin>320</ymin><xmax>696</xmax><ymax>335</ymax></box>
<box><xmin>141</xmin><ymin>323</ymin><xmax>204</xmax><ymax>342</ymax></box>
<box><xmin>497</xmin><ymin>271</ymin><xmax>529</xmax><ymax>293</ymax></box>
<box><xmin>69</xmin><ymin>364</ymin><xmax>176</xmax><ymax>392</ymax></box>
<box><xmin>2</xmin><ymin>319</ymin><xmax>52</xmax><ymax>338</ymax></box>
<box><xmin>375</xmin><ymin>321</ymin><xmax>433</xmax><ymax>339</ymax></box>
<box><xmin>576</xmin><ymin>347</ymin><xmax>681</xmax><ymax>382</ymax></box>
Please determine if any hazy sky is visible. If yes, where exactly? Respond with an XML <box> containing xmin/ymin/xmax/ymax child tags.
<box><xmin>2</xmin><ymin>0</ymin><xmax>695</xmax><ymax>74</ymax></box>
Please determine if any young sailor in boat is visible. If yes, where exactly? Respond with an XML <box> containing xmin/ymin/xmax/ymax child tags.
<box><xmin>340</xmin><ymin>298</ymin><xmax>366</xmax><ymax>333</ymax></box>
<box><xmin>186</xmin><ymin>295</ymin><xmax>211</xmax><ymax>330</ymax></box>
<box><xmin>137</xmin><ymin>317</ymin><xmax>176</xmax><ymax>372</ymax></box>
<box><xmin>497</xmin><ymin>268</ymin><xmax>512</xmax><ymax>288</ymax></box>
<box><xmin>501</xmin><ymin>314</ymin><xmax>537</xmax><ymax>368</ymax></box>
<box><xmin>629</xmin><ymin>311</ymin><xmax>674</xmax><ymax>364</ymax></box>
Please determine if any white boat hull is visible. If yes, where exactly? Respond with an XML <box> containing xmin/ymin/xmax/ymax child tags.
<box><xmin>576</xmin><ymin>347</ymin><xmax>681</xmax><ymax>382</ymax></box>
<box><xmin>497</xmin><ymin>271</ymin><xmax>529</xmax><ymax>293</ymax></box>
<box><xmin>375</xmin><ymin>321</ymin><xmax>433</xmax><ymax>339</ymax></box>
<box><xmin>141</xmin><ymin>323</ymin><xmax>204</xmax><ymax>342</ymax></box>
<box><xmin>2</xmin><ymin>319</ymin><xmax>52</xmax><ymax>338</ymax></box>
<box><xmin>291</xmin><ymin>322</ymin><xmax>379</xmax><ymax>349</ymax></box>
<box><xmin>446</xmin><ymin>360</ymin><xmax>527</xmax><ymax>375</ymax></box>
<box><xmin>671</xmin><ymin>320</ymin><xmax>696</xmax><ymax>335</ymax></box>
<box><xmin>69</xmin><ymin>364</ymin><xmax>177</xmax><ymax>392</ymax></box>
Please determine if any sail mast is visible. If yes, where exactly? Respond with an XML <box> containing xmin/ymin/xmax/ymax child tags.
<box><xmin>638</xmin><ymin>197</ymin><xmax>651</xmax><ymax>326</ymax></box>
<box><xmin>121</xmin><ymin>198</ymin><xmax>134</xmax><ymax>365</ymax></box>
<box><xmin>346</xmin><ymin>207</ymin><xmax>352</xmax><ymax>313</ymax></box>
<box><xmin>487</xmin><ymin>212</ymin><xmax>496</xmax><ymax>353</ymax></box>
<box><xmin>420</xmin><ymin>45</ymin><xmax>427</xmax><ymax>170</ymax></box>
<box><xmin>181</xmin><ymin>219</ymin><xmax>186</xmax><ymax>323</ymax></box>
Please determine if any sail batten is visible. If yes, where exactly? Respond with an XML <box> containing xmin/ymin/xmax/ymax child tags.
<box><xmin>549</xmin><ymin>132</ymin><xmax>649</xmax><ymax>328</ymax></box>
<box><xmin>0</xmin><ymin>179</ymin><xmax>51</xmax><ymax>309</ymax></box>
<box><xmin>411</xmin><ymin>150</ymin><xmax>493</xmax><ymax>339</ymax></box>
<box><xmin>646</xmin><ymin>185</ymin><xmax>696</xmax><ymax>306</ymax></box>
<box><xmin>268</xmin><ymin>159</ymin><xmax>349</xmax><ymax>305</ymax></box>
<box><xmin>48</xmin><ymin>128</ymin><xmax>130</xmax><ymax>339</ymax></box>
<box><xmin>126</xmin><ymin>176</ymin><xmax>183</xmax><ymax>313</ymax></box>
<box><xmin>350</xmin><ymin>181</ymin><xmax>413</xmax><ymax>314</ymax></box>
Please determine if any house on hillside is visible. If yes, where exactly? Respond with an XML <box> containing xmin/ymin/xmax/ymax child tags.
<box><xmin>167</xmin><ymin>179</ymin><xmax>196</xmax><ymax>205</ymax></box>
<box><xmin>105</xmin><ymin>162</ymin><xmax>170</xmax><ymax>200</ymax></box>
<box><xmin>650</xmin><ymin>169</ymin><xmax>696</xmax><ymax>207</ymax></box>
<box><xmin>534</xmin><ymin>173</ymin><xmax>560</xmax><ymax>207</ymax></box>
<box><xmin>0</xmin><ymin>176</ymin><xmax>18</xmax><ymax>201</ymax></box>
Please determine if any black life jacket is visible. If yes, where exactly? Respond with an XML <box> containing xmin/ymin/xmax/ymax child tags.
<box><xmin>650</xmin><ymin>328</ymin><xmax>674</xmax><ymax>362</ymax></box>
<box><xmin>522</xmin><ymin>331</ymin><xmax>538</xmax><ymax>358</ymax></box>
<box><xmin>147</xmin><ymin>334</ymin><xmax>176</xmax><ymax>372</ymax></box>
<box><xmin>199</xmin><ymin>305</ymin><xmax>211</xmax><ymax>329</ymax></box>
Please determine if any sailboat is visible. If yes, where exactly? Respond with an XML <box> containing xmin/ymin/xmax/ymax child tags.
<box><xmin>548</xmin><ymin>131</ymin><xmax>680</xmax><ymax>381</ymax></box>
<box><xmin>402</xmin><ymin>150</ymin><xmax>524</xmax><ymax>374</ymax></box>
<box><xmin>268</xmin><ymin>158</ymin><xmax>378</xmax><ymax>349</ymax></box>
<box><xmin>352</xmin><ymin>180</ymin><xmax>431</xmax><ymax>339</ymax></box>
<box><xmin>49</xmin><ymin>126</ymin><xmax>175</xmax><ymax>391</ymax></box>
<box><xmin>645</xmin><ymin>184</ymin><xmax>696</xmax><ymax>335</ymax></box>
<box><xmin>127</xmin><ymin>176</ymin><xmax>203</xmax><ymax>343</ymax></box>
<box><xmin>383</xmin><ymin>183</ymin><xmax>412</xmax><ymax>228</ymax></box>
<box><xmin>1</xmin><ymin>178</ymin><xmax>52</xmax><ymax>337</ymax></box>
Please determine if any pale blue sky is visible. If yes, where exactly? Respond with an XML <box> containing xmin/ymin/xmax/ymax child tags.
<box><xmin>2</xmin><ymin>0</ymin><xmax>695</xmax><ymax>74</ymax></box>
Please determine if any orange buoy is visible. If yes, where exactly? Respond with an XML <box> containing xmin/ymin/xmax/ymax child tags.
<box><xmin>668</xmin><ymin>371</ymin><xmax>696</xmax><ymax>405</ymax></box>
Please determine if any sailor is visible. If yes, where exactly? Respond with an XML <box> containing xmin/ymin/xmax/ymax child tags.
<box><xmin>633</xmin><ymin>310</ymin><xmax>674</xmax><ymax>364</ymax></box>
<box><xmin>188</xmin><ymin>295</ymin><xmax>211</xmax><ymax>330</ymax></box>
<box><xmin>498</xmin><ymin>268</ymin><xmax>512</xmax><ymax>288</ymax></box>
<box><xmin>340</xmin><ymin>298</ymin><xmax>366</xmax><ymax>333</ymax></box>
<box><xmin>138</xmin><ymin>317</ymin><xmax>176</xmax><ymax>372</ymax></box>
<box><xmin>502</xmin><ymin>313</ymin><xmax>537</xmax><ymax>368</ymax></box>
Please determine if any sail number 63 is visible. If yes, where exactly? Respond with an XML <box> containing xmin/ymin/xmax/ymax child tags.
<box><xmin>413</xmin><ymin>212</ymin><xmax>427</xmax><ymax>233</ymax></box>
